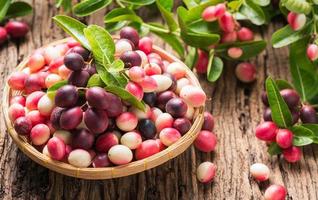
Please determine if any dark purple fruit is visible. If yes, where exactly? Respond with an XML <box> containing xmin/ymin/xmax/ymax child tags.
<box><xmin>71</xmin><ymin>128</ymin><xmax>95</xmax><ymax>150</ymax></box>
<box><xmin>291</xmin><ymin>109</ymin><xmax>299</xmax><ymax>125</ymax></box>
<box><xmin>50</xmin><ymin>107</ymin><xmax>65</xmax><ymax>129</ymax></box>
<box><xmin>300</xmin><ymin>105</ymin><xmax>318</xmax><ymax>123</ymax></box>
<box><xmin>120</xmin><ymin>27</ymin><xmax>139</xmax><ymax>47</ymax></box>
<box><xmin>69</xmin><ymin>46</ymin><xmax>90</xmax><ymax>61</ymax></box>
<box><xmin>163</xmin><ymin>73</ymin><xmax>177</xmax><ymax>91</ymax></box>
<box><xmin>120</xmin><ymin>51</ymin><xmax>141</xmax><ymax>68</ymax></box>
<box><xmin>14</xmin><ymin>117</ymin><xmax>32</xmax><ymax>135</ymax></box>
<box><xmin>157</xmin><ymin>91</ymin><xmax>176</xmax><ymax>110</ymax></box>
<box><xmin>84</xmin><ymin>108</ymin><xmax>109</xmax><ymax>134</ymax></box>
<box><xmin>261</xmin><ymin>91</ymin><xmax>269</xmax><ymax>106</ymax></box>
<box><xmin>86</xmin><ymin>63</ymin><xmax>97</xmax><ymax>75</ymax></box>
<box><xmin>173</xmin><ymin>118</ymin><xmax>191</xmax><ymax>135</ymax></box>
<box><xmin>55</xmin><ymin>85</ymin><xmax>78</xmax><ymax>108</ymax></box>
<box><xmin>68</xmin><ymin>70</ymin><xmax>90</xmax><ymax>87</ymax></box>
<box><xmin>280</xmin><ymin>89</ymin><xmax>300</xmax><ymax>108</ymax></box>
<box><xmin>138</xmin><ymin>119</ymin><xmax>156</xmax><ymax>139</ymax></box>
<box><xmin>143</xmin><ymin>92</ymin><xmax>157</xmax><ymax>107</ymax></box>
<box><xmin>64</xmin><ymin>52</ymin><xmax>85</xmax><ymax>71</ymax></box>
<box><xmin>86</xmin><ymin>87</ymin><xmax>109</xmax><ymax>109</ymax></box>
<box><xmin>92</xmin><ymin>153</ymin><xmax>111</xmax><ymax>167</ymax></box>
<box><xmin>165</xmin><ymin>98</ymin><xmax>188</xmax><ymax>118</ymax></box>
<box><xmin>202</xmin><ymin>112</ymin><xmax>214</xmax><ymax>131</ymax></box>
<box><xmin>263</xmin><ymin>107</ymin><xmax>272</xmax><ymax>121</ymax></box>
<box><xmin>59</xmin><ymin>107</ymin><xmax>83</xmax><ymax>130</ymax></box>
<box><xmin>104</xmin><ymin>95</ymin><xmax>123</xmax><ymax>117</ymax></box>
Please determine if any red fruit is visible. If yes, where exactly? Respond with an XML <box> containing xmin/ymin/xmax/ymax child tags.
<box><xmin>276</xmin><ymin>129</ymin><xmax>293</xmax><ymax>149</ymax></box>
<box><xmin>28</xmin><ymin>53</ymin><xmax>45</xmax><ymax>72</ymax></box>
<box><xmin>159</xmin><ymin>128</ymin><xmax>181</xmax><ymax>146</ymax></box>
<box><xmin>287</xmin><ymin>12</ymin><xmax>306</xmax><ymax>31</ymax></box>
<box><xmin>135</xmin><ymin>139</ymin><xmax>160</xmax><ymax>160</ymax></box>
<box><xmin>138</xmin><ymin>37</ymin><xmax>153</xmax><ymax>54</ymax></box>
<box><xmin>202</xmin><ymin>112</ymin><xmax>214</xmax><ymax>131</ymax></box>
<box><xmin>26</xmin><ymin>110</ymin><xmax>46</xmax><ymax>126</ymax></box>
<box><xmin>283</xmin><ymin>146</ymin><xmax>302</xmax><ymax>163</ymax></box>
<box><xmin>255</xmin><ymin>122</ymin><xmax>278</xmax><ymax>141</ymax></box>
<box><xmin>194</xmin><ymin>130</ymin><xmax>217</xmax><ymax>152</ymax></box>
<box><xmin>24</xmin><ymin>73</ymin><xmax>44</xmax><ymax>94</ymax></box>
<box><xmin>218</xmin><ymin>12</ymin><xmax>235</xmax><ymax>33</ymax></box>
<box><xmin>235</xmin><ymin>62</ymin><xmax>256</xmax><ymax>83</ymax></box>
<box><xmin>228</xmin><ymin>47</ymin><xmax>243</xmax><ymax>59</ymax></box>
<box><xmin>221</xmin><ymin>31</ymin><xmax>237</xmax><ymax>43</ymax></box>
<box><xmin>201</xmin><ymin>4</ymin><xmax>226</xmax><ymax>22</ymax></box>
<box><xmin>264</xmin><ymin>184</ymin><xmax>287</xmax><ymax>200</ymax></box>
<box><xmin>196</xmin><ymin>161</ymin><xmax>217</xmax><ymax>183</ymax></box>
<box><xmin>0</xmin><ymin>27</ymin><xmax>8</xmax><ymax>44</ymax></box>
<box><xmin>8</xmin><ymin>103</ymin><xmax>25</xmax><ymax>121</ymax></box>
<box><xmin>30</xmin><ymin>124</ymin><xmax>50</xmax><ymax>146</ymax></box>
<box><xmin>14</xmin><ymin>117</ymin><xmax>32</xmax><ymax>135</ymax></box>
<box><xmin>249</xmin><ymin>163</ymin><xmax>270</xmax><ymax>182</ymax></box>
<box><xmin>8</xmin><ymin>72</ymin><xmax>27</xmax><ymax>90</ymax></box>
<box><xmin>128</xmin><ymin>66</ymin><xmax>145</xmax><ymax>83</ymax></box>
<box><xmin>10</xmin><ymin>95</ymin><xmax>26</xmax><ymax>106</ymax></box>
<box><xmin>237</xmin><ymin>27</ymin><xmax>254</xmax><ymax>41</ymax></box>
<box><xmin>26</xmin><ymin>91</ymin><xmax>45</xmax><ymax>111</ymax></box>
<box><xmin>95</xmin><ymin>132</ymin><xmax>119</xmax><ymax>153</ymax></box>
<box><xmin>47</xmin><ymin>137</ymin><xmax>66</xmax><ymax>161</ymax></box>
<box><xmin>307</xmin><ymin>44</ymin><xmax>318</xmax><ymax>61</ymax></box>
<box><xmin>5</xmin><ymin>21</ymin><xmax>29</xmax><ymax>39</ymax></box>
<box><xmin>195</xmin><ymin>50</ymin><xmax>209</xmax><ymax>74</ymax></box>
<box><xmin>125</xmin><ymin>82</ymin><xmax>144</xmax><ymax>100</ymax></box>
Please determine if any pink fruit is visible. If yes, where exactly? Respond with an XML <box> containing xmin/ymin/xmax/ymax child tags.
<box><xmin>95</xmin><ymin>132</ymin><xmax>119</xmax><ymax>153</ymax></box>
<box><xmin>125</xmin><ymin>82</ymin><xmax>144</xmax><ymax>100</ymax></box>
<box><xmin>237</xmin><ymin>27</ymin><xmax>254</xmax><ymax>41</ymax></box>
<box><xmin>0</xmin><ymin>27</ymin><xmax>7</xmax><ymax>44</ymax></box>
<box><xmin>67</xmin><ymin>38</ymin><xmax>81</xmax><ymax>48</ymax></box>
<box><xmin>139</xmin><ymin>76</ymin><xmax>158</xmax><ymax>92</ymax></box>
<box><xmin>150</xmin><ymin>107</ymin><xmax>163</xmax><ymax>122</ymax></box>
<box><xmin>264</xmin><ymin>184</ymin><xmax>287</xmax><ymax>200</ymax></box>
<box><xmin>58</xmin><ymin>65</ymin><xmax>72</xmax><ymax>79</ymax></box>
<box><xmin>116</xmin><ymin>112</ymin><xmax>138</xmax><ymax>131</ymax></box>
<box><xmin>151</xmin><ymin>74</ymin><xmax>172</xmax><ymax>92</ymax></box>
<box><xmin>115</xmin><ymin>39</ymin><xmax>133</xmax><ymax>55</ymax></box>
<box><xmin>156</xmin><ymin>138</ymin><xmax>166</xmax><ymax>151</ymax></box>
<box><xmin>235</xmin><ymin>62</ymin><xmax>256</xmax><ymax>83</ymax></box>
<box><xmin>30</xmin><ymin>124</ymin><xmax>50</xmax><ymax>146</ymax></box>
<box><xmin>139</xmin><ymin>37</ymin><xmax>153</xmax><ymax>54</ymax></box>
<box><xmin>5</xmin><ymin>21</ymin><xmax>29</xmax><ymax>38</ymax></box>
<box><xmin>155</xmin><ymin>113</ymin><xmax>174</xmax><ymax>132</ymax></box>
<box><xmin>287</xmin><ymin>12</ymin><xmax>306</xmax><ymax>31</ymax></box>
<box><xmin>166</xmin><ymin>62</ymin><xmax>186</xmax><ymax>79</ymax></box>
<box><xmin>26</xmin><ymin>110</ymin><xmax>46</xmax><ymax>126</ymax></box>
<box><xmin>202</xmin><ymin>4</ymin><xmax>226</xmax><ymax>22</ymax></box>
<box><xmin>249</xmin><ymin>163</ymin><xmax>270</xmax><ymax>181</ymax></box>
<box><xmin>68</xmin><ymin>149</ymin><xmax>91</xmax><ymax>167</ymax></box>
<box><xmin>10</xmin><ymin>95</ymin><xmax>26</xmax><ymax>106</ymax></box>
<box><xmin>45</xmin><ymin>74</ymin><xmax>62</xmax><ymax>88</ymax></box>
<box><xmin>135</xmin><ymin>139</ymin><xmax>160</xmax><ymax>160</ymax></box>
<box><xmin>47</xmin><ymin>137</ymin><xmax>66</xmax><ymax>160</ymax></box>
<box><xmin>228</xmin><ymin>47</ymin><xmax>243</xmax><ymax>59</ymax></box>
<box><xmin>221</xmin><ymin>31</ymin><xmax>237</xmax><ymax>43</ymax></box>
<box><xmin>129</xmin><ymin>66</ymin><xmax>145</xmax><ymax>82</ymax></box>
<box><xmin>144</xmin><ymin>63</ymin><xmax>162</xmax><ymax>76</ymax></box>
<box><xmin>276</xmin><ymin>129</ymin><xmax>293</xmax><ymax>149</ymax></box>
<box><xmin>8</xmin><ymin>103</ymin><xmax>25</xmax><ymax>121</ymax></box>
<box><xmin>195</xmin><ymin>50</ymin><xmax>209</xmax><ymax>74</ymax></box>
<box><xmin>53</xmin><ymin>130</ymin><xmax>72</xmax><ymax>144</ymax></box>
<box><xmin>48</xmin><ymin>57</ymin><xmax>64</xmax><ymax>73</ymax></box>
<box><xmin>159</xmin><ymin>128</ymin><xmax>181</xmax><ymax>146</ymax></box>
<box><xmin>194</xmin><ymin>130</ymin><xmax>217</xmax><ymax>152</ymax></box>
<box><xmin>255</xmin><ymin>122</ymin><xmax>278</xmax><ymax>141</ymax></box>
<box><xmin>26</xmin><ymin>91</ymin><xmax>45</xmax><ymax>111</ymax></box>
<box><xmin>196</xmin><ymin>161</ymin><xmax>217</xmax><ymax>183</ymax></box>
<box><xmin>283</xmin><ymin>146</ymin><xmax>302</xmax><ymax>163</ymax></box>
<box><xmin>120</xmin><ymin>131</ymin><xmax>142</xmax><ymax>149</ymax></box>
<box><xmin>176</xmin><ymin>78</ymin><xmax>191</xmax><ymax>94</ymax></box>
<box><xmin>180</xmin><ymin>85</ymin><xmax>206</xmax><ymax>107</ymax></box>
<box><xmin>108</xmin><ymin>145</ymin><xmax>133</xmax><ymax>165</ymax></box>
<box><xmin>28</xmin><ymin>53</ymin><xmax>45</xmax><ymax>72</ymax></box>
<box><xmin>24</xmin><ymin>73</ymin><xmax>44</xmax><ymax>94</ymax></box>
<box><xmin>307</xmin><ymin>44</ymin><xmax>318</xmax><ymax>61</ymax></box>
<box><xmin>218</xmin><ymin>12</ymin><xmax>235</xmax><ymax>33</ymax></box>
<box><xmin>8</xmin><ymin>72</ymin><xmax>27</xmax><ymax>90</ymax></box>
<box><xmin>129</xmin><ymin>105</ymin><xmax>152</xmax><ymax>119</ymax></box>
<box><xmin>135</xmin><ymin>50</ymin><xmax>148</xmax><ymax>67</ymax></box>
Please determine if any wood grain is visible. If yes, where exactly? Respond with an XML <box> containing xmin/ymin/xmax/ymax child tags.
<box><xmin>1</xmin><ymin>1</ymin><xmax>318</xmax><ymax>199</ymax></box>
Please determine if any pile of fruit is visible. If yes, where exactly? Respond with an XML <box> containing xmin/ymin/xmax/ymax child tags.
<box><xmin>7</xmin><ymin>26</ymin><xmax>217</xmax><ymax>170</ymax></box>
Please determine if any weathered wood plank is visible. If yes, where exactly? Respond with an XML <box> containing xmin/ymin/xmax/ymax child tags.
<box><xmin>1</xmin><ymin>1</ymin><xmax>318</xmax><ymax>200</ymax></box>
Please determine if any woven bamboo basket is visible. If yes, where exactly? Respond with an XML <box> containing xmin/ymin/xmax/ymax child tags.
<box><xmin>3</xmin><ymin>38</ymin><xmax>205</xmax><ymax>179</ymax></box>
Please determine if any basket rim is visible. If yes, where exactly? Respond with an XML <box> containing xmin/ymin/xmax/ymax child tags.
<box><xmin>3</xmin><ymin>38</ymin><xmax>205</xmax><ymax>179</ymax></box>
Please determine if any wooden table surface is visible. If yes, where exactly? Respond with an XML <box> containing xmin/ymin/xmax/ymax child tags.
<box><xmin>1</xmin><ymin>1</ymin><xmax>318</xmax><ymax>200</ymax></box>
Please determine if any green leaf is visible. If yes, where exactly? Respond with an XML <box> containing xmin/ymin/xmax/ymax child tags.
<box><xmin>251</xmin><ymin>0</ymin><xmax>270</xmax><ymax>6</ymax></box>
<box><xmin>47</xmin><ymin>80</ymin><xmax>68</xmax><ymax>98</ymax></box>
<box><xmin>0</xmin><ymin>0</ymin><xmax>11</xmax><ymax>22</ymax></box>
<box><xmin>290</xmin><ymin>38</ymin><xmax>318</xmax><ymax>102</ymax></box>
<box><xmin>268</xmin><ymin>142</ymin><xmax>282</xmax><ymax>156</ymax></box>
<box><xmin>185</xmin><ymin>47</ymin><xmax>198</xmax><ymax>70</ymax></box>
<box><xmin>275</xmin><ymin>79</ymin><xmax>294</xmax><ymax>90</ymax></box>
<box><xmin>302</xmin><ymin>124</ymin><xmax>318</xmax><ymax>139</ymax></box>
<box><xmin>56</xmin><ymin>0</ymin><xmax>72</xmax><ymax>12</ymax></box>
<box><xmin>265</xmin><ymin>77</ymin><xmax>293</xmax><ymax>128</ymax></box>
<box><xmin>104</xmin><ymin>7</ymin><xmax>143</xmax><ymax>24</ymax></box>
<box><xmin>105</xmin><ymin>86</ymin><xmax>146</xmax><ymax>111</ymax></box>
<box><xmin>73</xmin><ymin>0</ymin><xmax>111</xmax><ymax>17</ymax></box>
<box><xmin>120</xmin><ymin>0</ymin><xmax>155</xmax><ymax>6</ymax></box>
<box><xmin>96</xmin><ymin>63</ymin><xmax>124</xmax><ymax>87</ymax></box>
<box><xmin>108</xmin><ymin>60</ymin><xmax>125</xmax><ymax>72</ymax></box>
<box><xmin>207</xmin><ymin>51</ymin><xmax>223</xmax><ymax>82</ymax></box>
<box><xmin>216</xmin><ymin>40</ymin><xmax>266</xmax><ymax>61</ymax></box>
<box><xmin>240</xmin><ymin>0</ymin><xmax>266</xmax><ymax>25</ymax></box>
<box><xmin>183</xmin><ymin>0</ymin><xmax>199</xmax><ymax>9</ymax></box>
<box><xmin>293</xmin><ymin>136</ymin><xmax>313</xmax><ymax>146</ymax></box>
<box><xmin>271</xmin><ymin>24</ymin><xmax>311</xmax><ymax>48</ymax></box>
<box><xmin>281</xmin><ymin>0</ymin><xmax>311</xmax><ymax>15</ymax></box>
<box><xmin>53</xmin><ymin>15</ymin><xmax>90</xmax><ymax>50</ymax></box>
<box><xmin>228</xmin><ymin>1</ymin><xmax>243</xmax><ymax>11</ymax></box>
<box><xmin>156</xmin><ymin>0</ymin><xmax>178</xmax><ymax>32</ymax></box>
<box><xmin>158</xmin><ymin>0</ymin><xmax>173</xmax><ymax>11</ymax></box>
<box><xmin>87</xmin><ymin>74</ymin><xmax>105</xmax><ymax>87</ymax></box>
<box><xmin>5</xmin><ymin>2</ymin><xmax>33</xmax><ymax>19</ymax></box>
<box><xmin>104</xmin><ymin>8</ymin><xmax>134</xmax><ymax>32</ymax></box>
<box><xmin>84</xmin><ymin>25</ymin><xmax>115</xmax><ymax>66</ymax></box>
